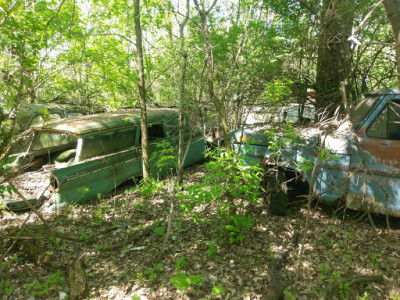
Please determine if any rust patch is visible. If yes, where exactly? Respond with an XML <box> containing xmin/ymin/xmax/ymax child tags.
<box><xmin>346</xmin><ymin>193</ymin><xmax>400</xmax><ymax>217</ymax></box>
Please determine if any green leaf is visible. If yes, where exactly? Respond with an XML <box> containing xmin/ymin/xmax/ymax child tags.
<box><xmin>188</xmin><ymin>274</ymin><xmax>203</xmax><ymax>286</ymax></box>
<box><xmin>132</xmin><ymin>294</ymin><xmax>141</xmax><ymax>300</ymax></box>
<box><xmin>154</xmin><ymin>226</ymin><xmax>165</xmax><ymax>235</ymax></box>
<box><xmin>170</xmin><ymin>273</ymin><xmax>191</xmax><ymax>291</ymax></box>
<box><xmin>144</xmin><ymin>268</ymin><xmax>154</xmax><ymax>275</ymax></box>
<box><xmin>155</xmin><ymin>263</ymin><xmax>163</xmax><ymax>271</ymax></box>
<box><xmin>170</xmin><ymin>273</ymin><xmax>203</xmax><ymax>291</ymax></box>
<box><xmin>212</xmin><ymin>285</ymin><xmax>226</xmax><ymax>295</ymax></box>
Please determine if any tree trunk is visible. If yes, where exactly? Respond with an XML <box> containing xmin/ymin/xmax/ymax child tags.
<box><xmin>315</xmin><ymin>0</ymin><xmax>355</xmax><ymax>116</ymax></box>
<box><xmin>178</xmin><ymin>0</ymin><xmax>190</xmax><ymax>184</ymax></box>
<box><xmin>194</xmin><ymin>0</ymin><xmax>232</xmax><ymax>151</ymax></box>
<box><xmin>383</xmin><ymin>0</ymin><xmax>400</xmax><ymax>89</ymax></box>
<box><xmin>134</xmin><ymin>0</ymin><xmax>150</xmax><ymax>180</ymax></box>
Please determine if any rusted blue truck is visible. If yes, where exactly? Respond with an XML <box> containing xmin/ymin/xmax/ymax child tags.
<box><xmin>2</xmin><ymin>108</ymin><xmax>205</xmax><ymax>210</ymax></box>
<box><xmin>230</xmin><ymin>89</ymin><xmax>400</xmax><ymax>217</ymax></box>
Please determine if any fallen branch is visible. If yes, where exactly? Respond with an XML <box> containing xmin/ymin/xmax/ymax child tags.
<box><xmin>325</xmin><ymin>274</ymin><xmax>384</xmax><ymax>299</ymax></box>
<box><xmin>36</xmin><ymin>228</ymin><xmax>80</xmax><ymax>241</ymax></box>
<box><xmin>6</xmin><ymin>228</ymin><xmax>79</xmax><ymax>242</ymax></box>
<box><xmin>94</xmin><ymin>227</ymin><xmax>153</xmax><ymax>252</ymax></box>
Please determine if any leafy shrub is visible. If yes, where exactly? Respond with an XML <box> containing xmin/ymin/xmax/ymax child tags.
<box><xmin>179</xmin><ymin>148</ymin><xmax>263</xmax><ymax>243</ymax></box>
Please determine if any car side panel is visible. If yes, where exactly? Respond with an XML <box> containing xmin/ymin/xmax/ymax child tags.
<box><xmin>52</xmin><ymin>147</ymin><xmax>142</xmax><ymax>206</ymax></box>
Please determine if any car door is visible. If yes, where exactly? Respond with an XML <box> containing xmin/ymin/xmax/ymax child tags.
<box><xmin>348</xmin><ymin>96</ymin><xmax>400</xmax><ymax>216</ymax></box>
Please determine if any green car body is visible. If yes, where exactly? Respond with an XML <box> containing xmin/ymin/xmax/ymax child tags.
<box><xmin>3</xmin><ymin>108</ymin><xmax>205</xmax><ymax>210</ymax></box>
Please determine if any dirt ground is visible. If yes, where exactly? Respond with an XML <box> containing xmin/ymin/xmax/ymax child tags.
<box><xmin>1</xmin><ymin>165</ymin><xmax>400</xmax><ymax>299</ymax></box>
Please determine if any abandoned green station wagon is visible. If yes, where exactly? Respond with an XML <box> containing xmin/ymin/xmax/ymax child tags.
<box><xmin>2</xmin><ymin>109</ymin><xmax>205</xmax><ymax>210</ymax></box>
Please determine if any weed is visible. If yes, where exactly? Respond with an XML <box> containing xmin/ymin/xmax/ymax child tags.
<box><xmin>283</xmin><ymin>289</ymin><xmax>295</xmax><ymax>300</ymax></box>
<box><xmin>26</xmin><ymin>270</ymin><xmax>64</xmax><ymax>296</ymax></box>
<box><xmin>368</xmin><ymin>253</ymin><xmax>381</xmax><ymax>267</ymax></box>
<box><xmin>85</xmin><ymin>271</ymin><xmax>95</xmax><ymax>277</ymax></box>
<box><xmin>317</xmin><ymin>264</ymin><xmax>354</xmax><ymax>299</ymax></box>
<box><xmin>390</xmin><ymin>293</ymin><xmax>400</xmax><ymax>300</ymax></box>
<box><xmin>338</xmin><ymin>282</ymin><xmax>352</xmax><ymax>299</ymax></box>
<box><xmin>143</xmin><ymin>177</ymin><xmax>165</xmax><ymax>197</ymax></box>
<box><xmin>119</xmin><ymin>270</ymin><xmax>128</xmax><ymax>279</ymax></box>
<box><xmin>212</xmin><ymin>285</ymin><xmax>226</xmax><ymax>296</ymax></box>
<box><xmin>136</xmin><ymin>272</ymin><xmax>146</xmax><ymax>283</ymax></box>
<box><xmin>49</xmin><ymin>235</ymin><xmax>60</xmax><ymax>247</ymax></box>
<box><xmin>0</xmin><ymin>279</ymin><xmax>14</xmax><ymax>296</ymax></box>
<box><xmin>175</xmin><ymin>257</ymin><xmax>187</xmax><ymax>272</ymax></box>
<box><xmin>178</xmin><ymin>148</ymin><xmax>263</xmax><ymax>243</ymax></box>
<box><xmin>134</xmin><ymin>199</ymin><xmax>150</xmax><ymax>211</ymax></box>
<box><xmin>207</xmin><ymin>241</ymin><xmax>218</xmax><ymax>258</ymax></box>
<box><xmin>92</xmin><ymin>208</ymin><xmax>107</xmax><ymax>226</ymax></box>
<box><xmin>151</xmin><ymin>220</ymin><xmax>165</xmax><ymax>235</ymax></box>
<box><xmin>170</xmin><ymin>273</ymin><xmax>203</xmax><ymax>291</ymax></box>
<box><xmin>175</xmin><ymin>221</ymin><xmax>185</xmax><ymax>233</ymax></box>
<box><xmin>360</xmin><ymin>291</ymin><xmax>370</xmax><ymax>300</ymax></box>
<box><xmin>151</xmin><ymin>141</ymin><xmax>178</xmax><ymax>172</ymax></box>
<box><xmin>1</xmin><ymin>254</ymin><xmax>19</xmax><ymax>268</ymax></box>
<box><xmin>143</xmin><ymin>263</ymin><xmax>163</xmax><ymax>284</ymax></box>
<box><xmin>321</xmin><ymin>235</ymin><xmax>333</xmax><ymax>248</ymax></box>
<box><xmin>225</xmin><ymin>214</ymin><xmax>254</xmax><ymax>243</ymax></box>
<box><xmin>318</xmin><ymin>262</ymin><xmax>330</xmax><ymax>280</ymax></box>
<box><xmin>78</xmin><ymin>230</ymin><xmax>93</xmax><ymax>243</ymax></box>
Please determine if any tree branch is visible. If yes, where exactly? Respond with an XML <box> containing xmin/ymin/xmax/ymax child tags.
<box><xmin>0</xmin><ymin>1</ymin><xmax>18</xmax><ymax>27</ymax></box>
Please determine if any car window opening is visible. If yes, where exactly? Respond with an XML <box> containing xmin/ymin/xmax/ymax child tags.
<box><xmin>27</xmin><ymin>132</ymin><xmax>78</xmax><ymax>170</ymax></box>
<box><xmin>367</xmin><ymin>99</ymin><xmax>400</xmax><ymax>140</ymax></box>
<box><xmin>139</xmin><ymin>123</ymin><xmax>166</xmax><ymax>143</ymax></box>
<box><xmin>80</xmin><ymin>127</ymin><xmax>137</xmax><ymax>160</ymax></box>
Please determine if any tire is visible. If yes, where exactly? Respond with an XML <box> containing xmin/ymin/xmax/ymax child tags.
<box><xmin>264</xmin><ymin>168</ymin><xmax>289</xmax><ymax>216</ymax></box>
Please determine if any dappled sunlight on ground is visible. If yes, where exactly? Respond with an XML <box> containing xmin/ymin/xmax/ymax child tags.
<box><xmin>1</xmin><ymin>165</ymin><xmax>400</xmax><ymax>299</ymax></box>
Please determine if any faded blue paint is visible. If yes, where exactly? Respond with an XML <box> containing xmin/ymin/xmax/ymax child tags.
<box><xmin>230</xmin><ymin>89</ymin><xmax>400</xmax><ymax>217</ymax></box>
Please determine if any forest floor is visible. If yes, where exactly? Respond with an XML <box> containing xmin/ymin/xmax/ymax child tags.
<box><xmin>1</xmin><ymin>164</ymin><xmax>400</xmax><ymax>300</ymax></box>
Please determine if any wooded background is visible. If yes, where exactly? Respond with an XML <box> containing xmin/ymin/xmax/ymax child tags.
<box><xmin>1</xmin><ymin>0</ymin><xmax>400</xmax><ymax>130</ymax></box>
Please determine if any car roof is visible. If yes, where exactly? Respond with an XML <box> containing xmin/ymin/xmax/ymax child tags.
<box><xmin>30</xmin><ymin>108</ymin><xmax>179</xmax><ymax>135</ymax></box>
<box><xmin>17</xmin><ymin>103</ymin><xmax>84</xmax><ymax>115</ymax></box>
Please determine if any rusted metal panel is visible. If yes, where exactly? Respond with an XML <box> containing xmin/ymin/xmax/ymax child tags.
<box><xmin>346</xmin><ymin>173</ymin><xmax>400</xmax><ymax>217</ymax></box>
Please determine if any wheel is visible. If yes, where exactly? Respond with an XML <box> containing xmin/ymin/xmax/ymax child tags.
<box><xmin>264</xmin><ymin>168</ymin><xmax>288</xmax><ymax>216</ymax></box>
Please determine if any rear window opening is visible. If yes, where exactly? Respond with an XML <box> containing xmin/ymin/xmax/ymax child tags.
<box><xmin>27</xmin><ymin>132</ymin><xmax>78</xmax><ymax>170</ymax></box>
